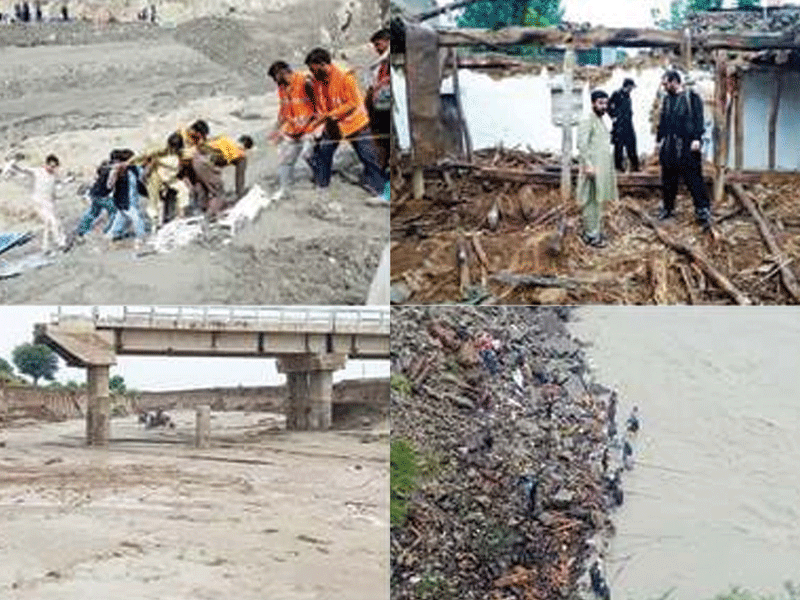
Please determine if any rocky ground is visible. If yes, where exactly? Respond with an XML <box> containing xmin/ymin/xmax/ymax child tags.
<box><xmin>391</xmin><ymin>149</ymin><xmax>800</xmax><ymax>305</ymax></box>
<box><xmin>0</xmin><ymin>410</ymin><xmax>389</xmax><ymax>600</ymax></box>
<box><xmin>0</xmin><ymin>0</ymin><xmax>387</xmax><ymax>304</ymax></box>
<box><xmin>390</xmin><ymin>306</ymin><xmax>628</xmax><ymax>600</ymax></box>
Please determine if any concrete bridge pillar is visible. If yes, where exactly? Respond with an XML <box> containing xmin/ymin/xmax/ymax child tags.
<box><xmin>86</xmin><ymin>364</ymin><xmax>110</xmax><ymax>446</ymax></box>
<box><xmin>195</xmin><ymin>404</ymin><xmax>211</xmax><ymax>448</ymax></box>
<box><xmin>277</xmin><ymin>354</ymin><xmax>347</xmax><ymax>430</ymax></box>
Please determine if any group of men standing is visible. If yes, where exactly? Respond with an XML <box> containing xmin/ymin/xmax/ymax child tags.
<box><xmin>577</xmin><ymin>70</ymin><xmax>712</xmax><ymax>247</ymax></box>
<box><xmin>3</xmin><ymin>1</ymin><xmax>68</xmax><ymax>22</ymax></box>
<box><xmin>267</xmin><ymin>29</ymin><xmax>391</xmax><ymax>204</ymax></box>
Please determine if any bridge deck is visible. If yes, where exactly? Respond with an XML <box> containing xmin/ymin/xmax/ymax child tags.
<box><xmin>52</xmin><ymin>306</ymin><xmax>390</xmax><ymax>336</ymax></box>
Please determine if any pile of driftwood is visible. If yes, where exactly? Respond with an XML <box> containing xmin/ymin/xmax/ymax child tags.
<box><xmin>391</xmin><ymin>149</ymin><xmax>800</xmax><ymax>305</ymax></box>
<box><xmin>391</xmin><ymin>306</ymin><xmax>624</xmax><ymax>600</ymax></box>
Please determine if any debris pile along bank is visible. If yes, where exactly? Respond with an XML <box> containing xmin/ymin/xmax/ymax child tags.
<box><xmin>391</xmin><ymin>306</ymin><xmax>624</xmax><ymax>600</ymax></box>
<box><xmin>391</xmin><ymin>148</ymin><xmax>800</xmax><ymax>305</ymax></box>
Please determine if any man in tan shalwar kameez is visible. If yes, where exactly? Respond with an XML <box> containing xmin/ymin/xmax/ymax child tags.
<box><xmin>577</xmin><ymin>90</ymin><xmax>618</xmax><ymax>248</ymax></box>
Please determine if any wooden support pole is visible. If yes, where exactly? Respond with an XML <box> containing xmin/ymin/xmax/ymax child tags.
<box><xmin>734</xmin><ymin>73</ymin><xmax>744</xmax><ymax>170</ymax></box>
<box><xmin>713</xmin><ymin>52</ymin><xmax>729</xmax><ymax>207</ymax></box>
<box><xmin>728</xmin><ymin>183</ymin><xmax>800</xmax><ymax>303</ymax></box>
<box><xmin>682</xmin><ymin>28</ymin><xmax>693</xmax><ymax>71</ymax></box>
<box><xmin>561</xmin><ymin>47</ymin><xmax>576</xmax><ymax>204</ymax></box>
<box><xmin>768</xmin><ymin>69</ymin><xmax>783</xmax><ymax>170</ymax></box>
<box><xmin>450</xmin><ymin>48</ymin><xmax>473</xmax><ymax>163</ymax></box>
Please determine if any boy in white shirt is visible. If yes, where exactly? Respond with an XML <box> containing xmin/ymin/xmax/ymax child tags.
<box><xmin>9</xmin><ymin>154</ymin><xmax>66</xmax><ymax>254</ymax></box>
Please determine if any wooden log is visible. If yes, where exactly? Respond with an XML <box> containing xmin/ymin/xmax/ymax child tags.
<box><xmin>431</xmin><ymin>162</ymin><xmax>761</xmax><ymax>188</ymax></box>
<box><xmin>626</xmin><ymin>203</ymin><xmax>752</xmax><ymax>305</ymax></box>
<box><xmin>650</xmin><ymin>253</ymin><xmax>669</xmax><ymax>304</ymax></box>
<box><xmin>678</xmin><ymin>264</ymin><xmax>698</xmax><ymax>305</ymax></box>
<box><xmin>768</xmin><ymin>69</ymin><xmax>783</xmax><ymax>170</ymax></box>
<box><xmin>416</xmin><ymin>0</ymin><xmax>487</xmax><ymax>21</ymax></box>
<box><xmin>470</xmin><ymin>233</ymin><xmax>489</xmax><ymax>268</ymax></box>
<box><xmin>437</xmin><ymin>26</ymin><xmax>800</xmax><ymax>51</ymax></box>
<box><xmin>470</xmin><ymin>233</ymin><xmax>489</xmax><ymax>287</ymax></box>
<box><xmin>490</xmin><ymin>272</ymin><xmax>580</xmax><ymax>289</ymax></box>
<box><xmin>728</xmin><ymin>183</ymin><xmax>800</xmax><ymax>303</ymax></box>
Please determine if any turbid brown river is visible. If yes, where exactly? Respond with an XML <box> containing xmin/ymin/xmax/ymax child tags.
<box><xmin>571</xmin><ymin>307</ymin><xmax>800</xmax><ymax>600</ymax></box>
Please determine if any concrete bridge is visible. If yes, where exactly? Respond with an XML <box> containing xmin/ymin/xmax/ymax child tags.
<box><xmin>34</xmin><ymin>306</ymin><xmax>389</xmax><ymax>445</ymax></box>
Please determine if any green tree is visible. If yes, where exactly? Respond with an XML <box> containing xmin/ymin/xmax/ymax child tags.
<box><xmin>737</xmin><ymin>0</ymin><xmax>760</xmax><ymax>8</ymax></box>
<box><xmin>0</xmin><ymin>357</ymin><xmax>13</xmax><ymax>377</ymax></box>
<box><xmin>457</xmin><ymin>0</ymin><xmax>563</xmax><ymax>30</ymax></box>
<box><xmin>109</xmin><ymin>374</ymin><xmax>127</xmax><ymax>395</ymax></box>
<box><xmin>12</xmin><ymin>343</ymin><xmax>58</xmax><ymax>386</ymax></box>
<box><xmin>65</xmin><ymin>379</ymin><xmax>85</xmax><ymax>392</ymax></box>
<box><xmin>690</xmin><ymin>0</ymin><xmax>723</xmax><ymax>10</ymax></box>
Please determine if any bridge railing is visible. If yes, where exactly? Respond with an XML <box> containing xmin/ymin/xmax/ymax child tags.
<box><xmin>52</xmin><ymin>306</ymin><xmax>390</xmax><ymax>335</ymax></box>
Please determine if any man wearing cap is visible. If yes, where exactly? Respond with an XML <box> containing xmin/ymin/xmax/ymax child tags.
<box><xmin>608</xmin><ymin>78</ymin><xmax>639</xmax><ymax>172</ymax></box>
<box><xmin>577</xmin><ymin>90</ymin><xmax>618</xmax><ymax>248</ymax></box>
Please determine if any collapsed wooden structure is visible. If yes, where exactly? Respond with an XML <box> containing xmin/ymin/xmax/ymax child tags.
<box><xmin>390</xmin><ymin>8</ymin><xmax>800</xmax><ymax>305</ymax></box>
<box><xmin>394</xmin><ymin>11</ymin><xmax>800</xmax><ymax>203</ymax></box>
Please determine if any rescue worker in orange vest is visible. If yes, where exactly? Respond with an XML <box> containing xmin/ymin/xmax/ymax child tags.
<box><xmin>267</xmin><ymin>60</ymin><xmax>317</xmax><ymax>202</ymax></box>
<box><xmin>304</xmin><ymin>47</ymin><xmax>389</xmax><ymax>204</ymax></box>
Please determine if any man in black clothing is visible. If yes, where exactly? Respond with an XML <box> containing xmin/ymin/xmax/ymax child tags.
<box><xmin>609</xmin><ymin>78</ymin><xmax>639</xmax><ymax>172</ymax></box>
<box><xmin>657</xmin><ymin>70</ymin><xmax>711</xmax><ymax>230</ymax></box>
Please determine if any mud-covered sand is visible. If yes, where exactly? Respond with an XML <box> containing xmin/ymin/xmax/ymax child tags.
<box><xmin>0</xmin><ymin>4</ymin><xmax>387</xmax><ymax>305</ymax></box>
<box><xmin>0</xmin><ymin>411</ymin><xmax>389</xmax><ymax>600</ymax></box>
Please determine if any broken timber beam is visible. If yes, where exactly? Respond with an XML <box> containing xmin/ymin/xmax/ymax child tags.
<box><xmin>437</xmin><ymin>27</ymin><xmax>800</xmax><ymax>51</ymax></box>
<box><xmin>426</xmin><ymin>162</ymin><xmax>760</xmax><ymax>189</ymax></box>
<box><xmin>728</xmin><ymin>183</ymin><xmax>800</xmax><ymax>303</ymax></box>
<box><xmin>626</xmin><ymin>203</ymin><xmax>752</xmax><ymax>305</ymax></box>
<box><xmin>490</xmin><ymin>272</ymin><xmax>580</xmax><ymax>289</ymax></box>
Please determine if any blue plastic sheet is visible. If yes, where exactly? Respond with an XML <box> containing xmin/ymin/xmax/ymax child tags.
<box><xmin>0</xmin><ymin>231</ymin><xmax>33</xmax><ymax>257</ymax></box>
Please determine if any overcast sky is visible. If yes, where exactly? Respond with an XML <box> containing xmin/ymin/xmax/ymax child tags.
<box><xmin>0</xmin><ymin>307</ymin><xmax>389</xmax><ymax>390</ymax></box>
<box><xmin>562</xmin><ymin>0</ymin><xmax>672</xmax><ymax>27</ymax></box>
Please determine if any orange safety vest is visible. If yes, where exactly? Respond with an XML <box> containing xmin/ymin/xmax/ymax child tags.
<box><xmin>279</xmin><ymin>71</ymin><xmax>316</xmax><ymax>137</ymax></box>
<box><xmin>311</xmin><ymin>63</ymin><xmax>369</xmax><ymax>138</ymax></box>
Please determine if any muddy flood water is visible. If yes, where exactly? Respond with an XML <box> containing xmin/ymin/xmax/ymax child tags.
<box><xmin>571</xmin><ymin>307</ymin><xmax>800</xmax><ymax>600</ymax></box>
